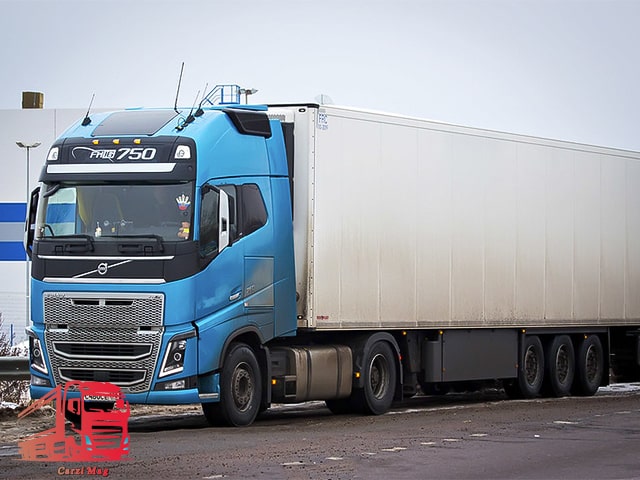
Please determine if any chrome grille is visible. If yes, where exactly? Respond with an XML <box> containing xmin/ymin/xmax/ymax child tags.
<box><xmin>43</xmin><ymin>292</ymin><xmax>164</xmax><ymax>394</ymax></box>
<box><xmin>53</xmin><ymin>342</ymin><xmax>153</xmax><ymax>360</ymax></box>
<box><xmin>59</xmin><ymin>368</ymin><xmax>146</xmax><ymax>386</ymax></box>
<box><xmin>43</xmin><ymin>292</ymin><xmax>163</xmax><ymax>327</ymax></box>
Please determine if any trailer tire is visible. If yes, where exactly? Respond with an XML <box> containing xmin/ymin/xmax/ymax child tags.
<box><xmin>510</xmin><ymin>335</ymin><xmax>545</xmax><ymax>398</ymax></box>
<box><xmin>355</xmin><ymin>341</ymin><xmax>397</xmax><ymax>415</ymax></box>
<box><xmin>202</xmin><ymin>342</ymin><xmax>262</xmax><ymax>427</ymax></box>
<box><xmin>574</xmin><ymin>335</ymin><xmax>604</xmax><ymax>396</ymax></box>
<box><xmin>544</xmin><ymin>335</ymin><xmax>575</xmax><ymax>397</ymax></box>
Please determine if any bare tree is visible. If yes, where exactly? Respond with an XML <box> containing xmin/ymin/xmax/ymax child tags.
<box><xmin>0</xmin><ymin>313</ymin><xmax>29</xmax><ymax>405</ymax></box>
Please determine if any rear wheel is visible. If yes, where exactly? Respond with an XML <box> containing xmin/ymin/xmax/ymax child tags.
<box><xmin>574</xmin><ymin>335</ymin><xmax>604</xmax><ymax>396</ymax></box>
<box><xmin>544</xmin><ymin>335</ymin><xmax>575</xmax><ymax>397</ymax></box>
<box><xmin>506</xmin><ymin>335</ymin><xmax>544</xmax><ymax>398</ymax></box>
<box><xmin>202</xmin><ymin>342</ymin><xmax>262</xmax><ymax>427</ymax></box>
<box><xmin>354</xmin><ymin>341</ymin><xmax>397</xmax><ymax>415</ymax></box>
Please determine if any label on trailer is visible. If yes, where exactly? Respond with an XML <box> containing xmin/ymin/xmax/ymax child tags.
<box><xmin>317</xmin><ymin>110</ymin><xmax>329</xmax><ymax>130</ymax></box>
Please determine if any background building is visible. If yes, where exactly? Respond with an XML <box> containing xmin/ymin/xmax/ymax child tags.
<box><xmin>0</xmin><ymin>104</ymin><xmax>89</xmax><ymax>344</ymax></box>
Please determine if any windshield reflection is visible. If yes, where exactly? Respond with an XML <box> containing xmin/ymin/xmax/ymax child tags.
<box><xmin>36</xmin><ymin>183</ymin><xmax>194</xmax><ymax>242</ymax></box>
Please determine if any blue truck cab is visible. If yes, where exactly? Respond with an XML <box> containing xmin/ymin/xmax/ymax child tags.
<box><xmin>25</xmin><ymin>96</ymin><xmax>299</xmax><ymax>426</ymax></box>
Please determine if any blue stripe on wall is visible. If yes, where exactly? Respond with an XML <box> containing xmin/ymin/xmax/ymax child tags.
<box><xmin>0</xmin><ymin>242</ymin><xmax>26</xmax><ymax>261</ymax></box>
<box><xmin>0</xmin><ymin>204</ymin><xmax>27</xmax><ymax>260</ymax></box>
<box><xmin>0</xmin><ymin>203</ymin><xmax>27</xmax><ymax>223</ymax></box>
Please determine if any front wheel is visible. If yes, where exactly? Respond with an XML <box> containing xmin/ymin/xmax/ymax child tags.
<box><xmin>202</xmin><ymin>342</ymin><xmax>262</xmax><ymax>427</ymax></box>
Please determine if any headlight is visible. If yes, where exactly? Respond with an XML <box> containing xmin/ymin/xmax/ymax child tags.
<box><xmin>159</xmin><ymin>338</ymin><xmax>187</xmax><ymax>378</ymax></box>
<box><xmin>29</xmin><ymin>335</ymin><xmax>48</xmax><ymax>375</ymax></box>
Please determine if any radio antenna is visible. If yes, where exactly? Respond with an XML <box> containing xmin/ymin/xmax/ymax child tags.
<box><xmin>183</xmin><ymin>89</ymin><xmax>201</xmax><ymax>126</ymax></box>
<box><xmin>81</xmin><ymin>93</ymin><xmax>95</xmax><ymax>126</ymax></box>
<box><xmin>194</xmin><ymin>82</ymin><xmax>209</xmax><ymax>117</ymax></box>
<box><xmin>174</xmin><ymin>62</ymin><xmax>185</xmax><ymax>114</ymax></box>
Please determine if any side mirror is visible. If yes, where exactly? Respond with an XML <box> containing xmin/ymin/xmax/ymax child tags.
<box><xmin>24</xmin><ymin>187</ymin><xmax>40</xmax><ymax>259</ymax></box>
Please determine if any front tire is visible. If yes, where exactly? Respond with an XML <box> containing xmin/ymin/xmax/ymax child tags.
<box><xmin>202</xmin><ymin>342</ymin><xmax>262</xmax><ymax>427</ymax></box>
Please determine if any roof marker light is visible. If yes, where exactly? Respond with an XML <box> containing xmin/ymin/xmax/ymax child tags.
<box><xmin>175</xmin><ymin>145</ymin><xmax>191</xmax><ymax>159</ymax></box>
<box><xmin>92</xmin><ymin>140</ymin><xmax>99</xmax><ymax>145</ymax></box>
<box><xmin>113</xmin><ymin>139</ymin><xmax>120</xmax><ymax>145</ymax></box>
<box><xmin>47</xmin><ymin>147</ymin><xmax>59</xmax><ymax>161</ymax></box>
<box><xmin>134</xmin><ymin>138</ymin><xmax>141</xmax><ymax>145</ymax></box>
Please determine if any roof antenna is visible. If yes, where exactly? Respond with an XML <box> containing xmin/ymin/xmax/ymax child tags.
<box><xmin>194</xmin><ymin>82</ymin><xmax>209</xmax><ymax>117</ymax></box>
<box><xmin>183</xmin><ymin>89</ymin><xmax>201</xmax><ymax>126</ymax></box>
<box><xmin>174</xmin><ymin>62</ymin><xmax>185</xmax><ymax>114</ymax></box>
<box><xmin>81</xmin><ymin>93</ymin><xmax>95</xmax><ymax>126</ymax></box>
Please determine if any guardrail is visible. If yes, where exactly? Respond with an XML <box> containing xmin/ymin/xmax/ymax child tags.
<box><xmin>0</xmin><ymin>357</ymin><xmax>30</xmax><ymax>381</ymax></box>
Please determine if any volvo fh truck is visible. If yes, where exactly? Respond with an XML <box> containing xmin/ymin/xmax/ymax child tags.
<box><xmin>25</xmin><ymin>85</ymin><xmax>640</xmax><ymax>426</ymax></box>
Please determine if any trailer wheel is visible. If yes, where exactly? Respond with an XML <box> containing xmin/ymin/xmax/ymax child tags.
<box><xmin>509</xmin><ymin>335</ymin><xmax>544</xmax><ymax>398</ymax></box>
<box><xmin>202</xmin><ymin>342</ymin><xmax>262</xmax><ymax>427</ymax></box>
<box><xmin>574</xmin><ymin>335</ymin><xmax>604</xmax><ymax>396</ymax></box>
<box><xmin>355</xmin><ymin>341</ymin><xmax>397</xmax><ymax>415</ymax></box>
<box><xmin>544</xmin><ymin>335</ymin><xmax>575</xmax><ymax>397</ymax></box>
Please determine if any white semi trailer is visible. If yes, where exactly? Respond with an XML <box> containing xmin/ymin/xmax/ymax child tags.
<box><xmin>274</xmin><ymin>104</ymin><xmax>640</xmax><ymax>404</ymax></box>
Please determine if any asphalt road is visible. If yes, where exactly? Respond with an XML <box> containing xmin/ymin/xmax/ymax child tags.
<box><xmin>2</xmin><ymin>387</ymin><xmax>640</xmax><ymax>480</ymax></box>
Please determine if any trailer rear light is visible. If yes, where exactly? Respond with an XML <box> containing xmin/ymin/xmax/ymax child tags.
<box><xmin>29</xmin><ymin>336</ymin><xmax>48</xmax><ymax>375</ymax></box>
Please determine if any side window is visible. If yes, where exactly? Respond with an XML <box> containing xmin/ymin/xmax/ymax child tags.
<box><xmin>239</xmin><ymin>184</ymin><xmax>267</xmax><ymax>237</ymax></box>
<box><xmin>220</xmin><ymin>185</ymin><xmax>237</xmax><ymax>242</ymax></box>
<box><xmin>199</xmin><ymin>185</ymin><xmax>219</xmax><ymax>257</ymax></box>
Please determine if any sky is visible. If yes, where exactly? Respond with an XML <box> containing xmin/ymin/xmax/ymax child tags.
<box><xmin>0</xmin><ymin>0</ymin><xmax>639</xmax><ymax>151</ymax></box>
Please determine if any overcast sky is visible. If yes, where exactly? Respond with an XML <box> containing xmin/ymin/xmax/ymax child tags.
<box><xmin>1</xmin><ymin>0</ymin><xmax>638</xmax><ymax>150</ymax></box>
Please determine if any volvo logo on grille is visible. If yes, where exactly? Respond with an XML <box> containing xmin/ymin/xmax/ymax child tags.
<box><xmin>73</xmin><ymin>259</ymin><xmax>133</xmax><ymax>279</ymax></box>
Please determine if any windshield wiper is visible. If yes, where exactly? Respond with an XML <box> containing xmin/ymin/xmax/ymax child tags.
<box><xmin>102</xmin><ymin>234</ymin><xmax>165</xmax><ymax>254</ymax></box>
<box><xmin>42</xmin><ymin>234</ymin><xmax>95</xmax><ymax>254</ymax></box>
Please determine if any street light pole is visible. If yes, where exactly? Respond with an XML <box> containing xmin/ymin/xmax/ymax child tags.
<box><xmin>16</xmin><ymin>141</ymin><xmax>40</xmax><ymax>328</ymax></box>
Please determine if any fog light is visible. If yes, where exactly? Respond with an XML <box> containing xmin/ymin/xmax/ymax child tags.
<box><xmin>163</xmin><ymin>379</ymin><xmax>186</xmax><ymax>390</ymax></box>
<box><xmin>31</xmin><ymin>374</ymin><xmax>51</xmax><ymax>387</ymax></box>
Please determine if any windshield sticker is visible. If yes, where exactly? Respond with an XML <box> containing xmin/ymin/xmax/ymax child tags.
<box><xmin>176</xmin><ymin>194</ymin><xmax>191</xmax><ymax>211</ymax></box>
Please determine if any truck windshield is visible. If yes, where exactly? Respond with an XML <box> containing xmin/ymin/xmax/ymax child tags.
<box><xmin>35</xmin><ymin>182</ymin><xmax>194</xmax><ymax>242</ymax></box>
